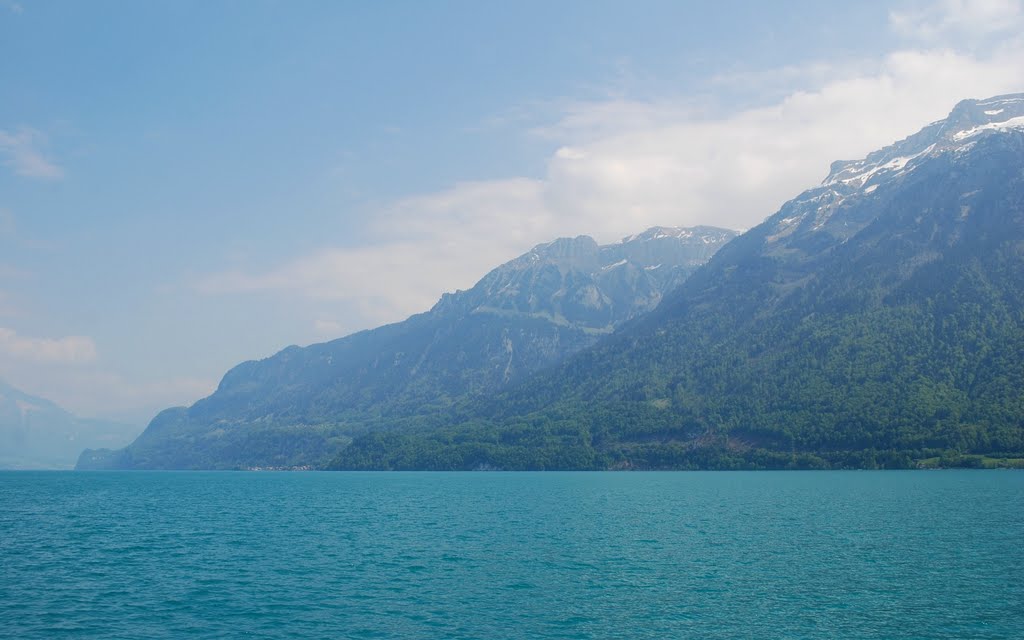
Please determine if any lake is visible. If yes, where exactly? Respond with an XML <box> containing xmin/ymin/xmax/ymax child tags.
<box><xmin>1</xmin><ymin>471</ymin><xmax>1022</xmax><ymax>639</ymax></box>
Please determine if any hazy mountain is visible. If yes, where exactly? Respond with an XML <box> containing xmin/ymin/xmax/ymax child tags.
<box><xmin>333</xmin><ymin>94</ymin><xmax>1024</xmax><ymax>470</ymax></box>
<box><xmin>0</xmin><ymin>379</ymin><xmax>139</xmax><ymax>469</ymax></box>
<box><xmin>78</xmin><ymin>226</ymin><xmax>736</xmax><ymax>469</ymax></box>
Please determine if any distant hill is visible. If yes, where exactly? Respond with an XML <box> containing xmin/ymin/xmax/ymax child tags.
<box><xmin>79</xmin><ymin>226</ymin><xmax>736</xmax><ymax>469</ymax></box>
<box><xmin>331</xmin><ymin>94</ymin><xmax>1024</xmax><ymax>470</ymax></box>
<box><xmin>0</xmin><ymin>379</ymin><xmax>139</xmax><ymax>469</ymax></box>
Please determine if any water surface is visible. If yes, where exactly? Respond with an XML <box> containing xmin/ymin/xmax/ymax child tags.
<box><xmin>2</xmin><ymin>471</ymin><xmax>1021</xmax><ymax>639</ymax></box>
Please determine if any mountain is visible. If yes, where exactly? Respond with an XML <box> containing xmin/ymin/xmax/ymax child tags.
<box><xmin>78</xmin><ymin>226</ymin><xmax>736</xmax><ymax>470</ymax></box>
<box><xmin>0</xmin><ymin>379</ymin><xmax>139</xmax><ymax>469</ymax></box>
<box><xmin>332</xmin><ymin>93</ymin><xmax>1024</xmax><ymax>470</ymax></box>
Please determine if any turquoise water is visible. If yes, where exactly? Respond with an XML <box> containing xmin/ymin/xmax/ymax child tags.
<box><xmin>1</xmin><ymin>471</ymin><xmax>1022</xmax><ymax>639</ymax></box>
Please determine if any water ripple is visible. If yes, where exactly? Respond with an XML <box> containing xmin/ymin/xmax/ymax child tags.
<box><xmin>1</xmin><ymin>470</ymin><xmax>1022</xmax><ymax>639</ymax></box>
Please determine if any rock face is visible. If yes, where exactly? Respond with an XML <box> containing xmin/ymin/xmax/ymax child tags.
<box><xmin>444</xmin><ymin>226</ymin><xmax>734</xmax><ymax>332</ymax></box>
<box><xmin>0</xmin><ymin>380</ymin><xmax>138</xmax><ymax>469</ymax></box>
<box><xmin>79</xmin><ymin>226</ymin><xmax>737</xmax><ymax>470</ymax></box>
<box><xmin>332</xmin><ymin>94</ymin><xmax>1024</xmax><ymax>470</ymax></box>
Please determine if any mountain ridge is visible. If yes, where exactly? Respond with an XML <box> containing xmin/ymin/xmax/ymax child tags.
<box><xmin>78</xmin><ymin>225</ymin><xmax>737</xmax><ymax>469</ymax></box>
<box><xmin>330</xmin><ymin>93</ymin><xmax>1024</xmax><ymax>470</ymax></box>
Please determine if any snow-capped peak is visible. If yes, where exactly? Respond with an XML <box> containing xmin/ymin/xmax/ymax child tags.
<box><xmin>620</xmin><ymin>226</ymin><xmax>736</xmax><ymax>245</ymax></box>
<box><xmin>767</xmin><ymin>93</ymin><xmax>1024</xmax><ymax>246</ymax></box>
<box><xmin>823</xmin><ymin>93</ymin><xmax>1024</xmax><ymax>188</ymax></box>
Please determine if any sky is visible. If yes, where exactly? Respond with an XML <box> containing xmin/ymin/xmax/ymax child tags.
<box><xmin>1</xmin><ymin>0</ymin><xmax>1023</xmax><ymax>426</ymax></box>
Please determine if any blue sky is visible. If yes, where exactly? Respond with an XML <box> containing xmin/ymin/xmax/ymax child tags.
<box><xmin>1</xmin><ymin>0</ymin><xmax>1023</xmax><ymax>425</ymax></box>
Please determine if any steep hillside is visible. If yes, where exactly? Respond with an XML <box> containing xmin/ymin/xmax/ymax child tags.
<box><xmin>79</xmin><ymin>226</ymin><xmax>735</xmax><ymax>469</ymax></box>
<box><xmin>333</xmin><ymin>94</ymin><xmax>1024</xmax><ymax>470</ymax></box>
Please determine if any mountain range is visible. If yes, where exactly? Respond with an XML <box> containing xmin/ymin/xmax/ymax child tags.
<box><xmin>0</xmin><ymin>379</ymin><xmax>139</xmax><ymax>469</ymax></box>
<box><xmin>78</xmin><ymin>226</ymin><xmax>736</xmax><ymax>469</ymax></box>
<box><xmin>330</xmin><ymin>93</ymin><xmax>1024</xmax><ymax>470</ymax></box>
<box><xmin>80</xmin><ymin>94</ymin><xmax>1024</xmax><ymax>471</ymax></box>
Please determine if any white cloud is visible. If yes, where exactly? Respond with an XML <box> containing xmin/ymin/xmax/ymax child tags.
<box><xmin>0</xmin><ymin>0</ymin><xmax>23</xmax><ymax>14</ymax></box>
<box><xmin>0</xmin><ymin>327</ymin><xmax>97</xmax><ymax>364</ymax></box>
<box><xmin>890</xmin><ymin>0</ymin><xmax>1024</xmax><ymax>42</ymax></box>
<box><xmin>0</xmin><ymin>127</ymin><xmax>64</xmax><ymax>179</ymax></box>
<box><xmin>529</xmin><ymin>99</ymin><xmax>700</xmax><ymax>142</ymax></box>
<box><xmin>198</xmin><ymin>9</ymin><xmax>1024</xmax><ymax>334</ymax></box>
<box><xmin>199</xmin><ymin>178</ymin><xmax>551</xmax><ymax>330</ymax></box>
<box><xmin>542</xmin><ymin>48</ymin><xmax>1024</xmax><ymax>236</ymax></box>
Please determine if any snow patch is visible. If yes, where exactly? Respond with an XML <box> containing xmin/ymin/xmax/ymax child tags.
<box><xmin>601</xmin><ymin>259</ymin><xmax>628</xmax><ymax>270</ymax></box>
<box><xmin>863</xmin><ymin>184</ymin><xmax>878</xmax><ymax>194</ymax></box>
<box><xmin>653</xmin><ymin>229</ymin><xmax>690</xmax><ymax>240</ymax></box>
<box><xmin>793</xmin><ymin>191</ymin><xmax>831</xmax><ymax>205</ymax></box>
<box><xmin>953</xmin><ymin>115</ymin><xmax>1024</xmax><ymax>141</ymax></box>
<box><xmin>825</xmin><ymin>144</ymin><xmax>934</xmax><ymax>187</ymax></box>
<box><xmin>984</xmin><ymin>109</ymin><xmax>1004</xmax><ymax>116</ymax></box>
